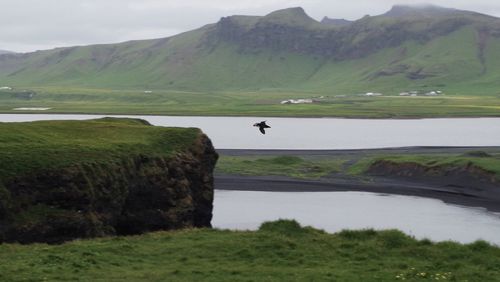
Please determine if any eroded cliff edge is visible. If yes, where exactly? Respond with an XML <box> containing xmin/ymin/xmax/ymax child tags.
<box><xmin>0</xmin><ymin>118</ymin><xmax>218</xmax><ymax>244</ymax></box>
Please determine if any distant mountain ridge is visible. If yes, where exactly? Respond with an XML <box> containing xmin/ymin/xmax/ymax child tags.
<box><xmin>321</xmin><ymin>17</ymin><xmax>352</xmax><ymax>26</ymax></box>
<box><xmin>383</xmin><ymin>4</ymin><xmax>460</xmax><ymax>17</ymax></box>
<box><xmin>1</xmin><ymin>4</ymin><xmax>500</xmax><ymax>94</ymax></box>
<box><xmin>0</xmin><ymin>50</ymin><xmax>14</xmax><ymax>55</ymax></box>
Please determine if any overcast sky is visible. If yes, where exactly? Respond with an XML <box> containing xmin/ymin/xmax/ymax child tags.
<box><xmin>1</xmin><ymin>0</ymin><xmax>500</xmax><ymax>53</ymax></box>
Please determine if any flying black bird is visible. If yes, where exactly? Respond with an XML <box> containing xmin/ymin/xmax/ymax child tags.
<box><xmin>253</xmin><ymin>121</ymin><xmax>271</xmax><ymax>135</ymax></box>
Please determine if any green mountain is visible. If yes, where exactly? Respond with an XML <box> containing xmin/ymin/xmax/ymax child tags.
<box><xmin>321</xmin><ymin>17</ymin><xmax>352</xmax><ymax>26</ymax></box>
<box><xmin>1</xmin><ymin>5</ymin><xmax>500</xmax><ymax>94</ymax></box>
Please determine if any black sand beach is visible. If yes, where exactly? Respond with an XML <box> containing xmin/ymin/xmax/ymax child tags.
<box><xmin>215</xmin><ymin>147</ymin><xmax>500</xmax><ymax>212</ymax></box>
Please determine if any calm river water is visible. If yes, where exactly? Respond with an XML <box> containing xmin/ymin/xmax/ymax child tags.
<box><xmin>2</xmin><ymin>114</ymin><xmax>500</xmax><ymax>244</ymax></box>
<box><xmin>1</xmin><ymin>114</ymin><xmax>500</xmax><ymax>149</ymax></box>
<box><xmin>213</xmin><ymin>191</ymin><xmax>500</xmax><ymax>245</ymax></box>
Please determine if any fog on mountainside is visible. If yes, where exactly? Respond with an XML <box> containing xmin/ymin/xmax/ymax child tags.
<box><xmin>0</xmin><ymin>50</ymin><xmax>15</xmax><ymax>55</ymax></box>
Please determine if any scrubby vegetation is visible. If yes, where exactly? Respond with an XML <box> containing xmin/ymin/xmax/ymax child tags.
<box><xmin>216</xmin><ymin>151</ymin><xmax>500</xmax><ymax>181</ymax></box>
<box><xmin>355</xmin><ymin>152</ymin><xmax>500</xmax><ymax>179</ymax></box>
<box><xmin>0</xmin><ymin>220</ymin><xmax>498</xmax><ymax>281</ymax></box>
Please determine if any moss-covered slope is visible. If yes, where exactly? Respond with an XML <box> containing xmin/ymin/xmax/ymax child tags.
<box><xmin>0</xmin><ymin>118</ymin><xmax>218</xmax><ymax>243</ymax></box>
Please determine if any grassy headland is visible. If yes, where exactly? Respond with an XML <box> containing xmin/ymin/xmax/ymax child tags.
<box><xmin>0</xmin><ymin>220</ymin><xmax>498</xmax><ymax>281</ymax></box>
<box><xmin>0</xmin><ymin>118</ymin><xmax>200</xmax><ymax>180</ymax></box>
<box><xmin>0</xmin><ymin>118</ymin><xmax>216</xmax><ymax>244</ymax></box>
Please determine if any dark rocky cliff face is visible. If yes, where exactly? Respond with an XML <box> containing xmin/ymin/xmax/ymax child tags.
<box><xmin>0</xmin><ymin>134</ymin><xmax>218</xmax><ymax>244</ymax></box>
<box><xmin>210</xmin><ymin>6</ymin><xmax>499</xmax><ymax>60</ymax></box>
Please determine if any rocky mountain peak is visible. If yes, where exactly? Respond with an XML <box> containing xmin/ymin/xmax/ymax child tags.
<box><xmin>383</xmin><ymin>4</ymin><xmax>460</xmax><ymax>17</ymax></box>
<box><xmin>321</xmin><ymin>17</ymin><xmax>352</xmax><ymax>26</ymax></box>
<box><xmin>266</xmin><ymin>7</ymin><xmax>308</xmax><ymax>17</ymax></box>
<box><xmin>260</xmin><ymin>7</ymin><xmax>319</xmax><ymax>27</ymax></box>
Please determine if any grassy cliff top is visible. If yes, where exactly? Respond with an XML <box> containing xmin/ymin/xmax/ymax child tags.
<box><xmin>0</xmin><ymin>118</ymin><xmax>201</xmax><ymax>180</ymax></box>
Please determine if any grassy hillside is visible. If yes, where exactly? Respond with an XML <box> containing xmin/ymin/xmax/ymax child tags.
<box><xmin>0</xmin><ymin>220</ymin><xmax>498</xmax><ymax>281</ymax></box>
<box><xmin>0</xmin><ymin>26</ymin><xmax>210</xmax><ymax>89</ymax></box>
<box><xmin>1</xmin><ymin>6</ymin><xmax>500</xmax><ymax>95</ymax></box>
<box><xmin>0</xmin><ymin>118</ymin><xmax>200</xmax><ymax>180</ymax></box>
<box><xmin>2</xmin><ymin>28</ymin><xmax>500</xmax><ymax>95</ymax></box>
<box><xmin>298</xmin><ymin>26</ymin><xmax>500</xmax><ymax>95</ymax></box>
<box><xmin>1</xmin><ymin>6</ymin><xmax>500</xmax><ymax>117</ymax></box>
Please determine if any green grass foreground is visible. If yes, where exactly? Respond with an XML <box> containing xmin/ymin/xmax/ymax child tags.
<box><xmin>0</xmin><ymin>118</ymin><xmax>200</xmax><ymax>180</ymax></box>
<box><xmin>0</xmin><ymin>220</ymin><xmax>498</xmax><ymax>281</ymax></box>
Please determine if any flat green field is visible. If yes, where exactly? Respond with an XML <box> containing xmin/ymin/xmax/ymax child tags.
<box><xmin>1</xmin><ymin>220</ymin><xmax>499</xmax><ymax>281</ymax></box>
<box><xmin>2</xmin><ymin>87</ymin><xmax>500</xmax><ymax>118</ymax></box>
<box><xmin>217</xmin><ymin>155</ymin><xmax>345</xmax><ymax>179</ymax></box>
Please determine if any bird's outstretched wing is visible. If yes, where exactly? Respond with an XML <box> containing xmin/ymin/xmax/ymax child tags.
<box><xmin>261</xmin><ymin>121</ymin><xmax>271</xmax><ymax>128</ymax></box>
<box><xmin>259</xmin><ymin>127</ymin><xmax>266</xmax><ymax>134</ymax></box>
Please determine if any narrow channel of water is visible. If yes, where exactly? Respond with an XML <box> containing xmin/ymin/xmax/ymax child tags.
<box><xmin>1</xmin><ymin>114</ymin><xmax>500</xmax><ymax>149</ymax></box>
<box><xmin>213</xmin><ymin>191</ymin><xmax>500</xmax><ymax>245</ymax></box>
